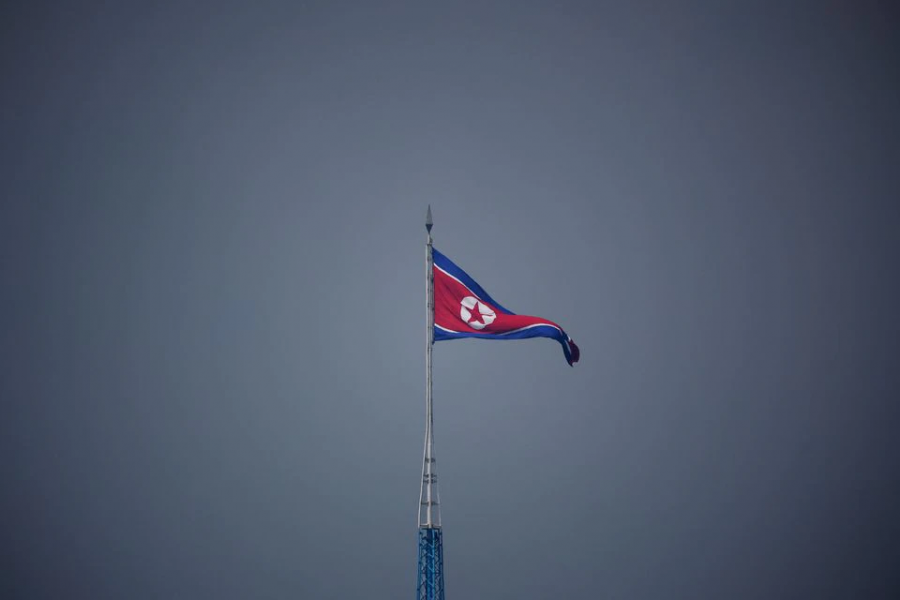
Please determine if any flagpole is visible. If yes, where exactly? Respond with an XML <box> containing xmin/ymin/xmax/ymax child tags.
<box><xmin>416</xmin><ymin>206</ymin><xmax>445</xmax><ymax>600</ymax></box>
<box><xmin>419</xmin><ymin>205</ymin><xmax>438</xmax><ymax>528</ymax></box>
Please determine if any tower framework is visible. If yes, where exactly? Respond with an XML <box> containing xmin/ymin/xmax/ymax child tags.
<box><xmin>416</xmin><ymin>527</ymin><xmax>444</xmax><ymax>600</ymax></box>
<box><xmin>417</xmin><ymin>206</ymin><xmax>445</xmax><ymax>600</ymax></box>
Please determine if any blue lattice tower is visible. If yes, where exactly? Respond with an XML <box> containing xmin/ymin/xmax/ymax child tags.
<box><xmin>417</xmin><ymin>206</ymin><xmax>445</xmax><ymax>600</ymax></box>
<box><xmin>417</xmin><ymin>527</ymin><xmax>445</xmax><ymax>600</ymax></box>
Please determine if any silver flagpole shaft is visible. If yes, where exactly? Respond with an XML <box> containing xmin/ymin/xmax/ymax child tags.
<box><xmin>416</xmin><ymin>206</ymin><xmax>444</xmax><ymax>600</ymax></box>
<box><xmin>419</xmin><ymin>205</ymin><xmax>438</xmax><ymax>528</ymax></box>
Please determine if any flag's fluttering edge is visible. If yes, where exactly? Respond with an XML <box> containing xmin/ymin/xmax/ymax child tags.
<box><xmin>432</xmin><ymin>248</ymin><xmax>580</xmax><ymax>366</ymax></box>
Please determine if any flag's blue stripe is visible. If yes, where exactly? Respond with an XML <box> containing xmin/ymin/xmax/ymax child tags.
<box><xmin>432</xmin><ymin>248</ymin><xmax>515</xmax><ymax>315</ymax></box>
<box><xmin>434</xmin><ymin>325</ymin><xmax>566</xmax><ymax>342</ymax></box>
<box><xmin>434</xmin><ymin>324</ymin><xmax>574</xmax><ymax>365</ymax></box>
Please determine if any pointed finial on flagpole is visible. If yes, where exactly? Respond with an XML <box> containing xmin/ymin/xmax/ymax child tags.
<box><xmin>425</xmin><ymin>205</ymin><xmax>433</xmax><ymax>233</ymax></box>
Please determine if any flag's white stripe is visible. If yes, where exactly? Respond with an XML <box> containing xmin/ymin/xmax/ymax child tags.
<box><xmin>434</xmin><ymin>264</ymin><xmax>485</xmax><ymax>305</ymax></box>
<box><xmin>496</xmin><ymin>323</ymin><xmax>562</xmax><ymax>336</ymax></box>
<box><xmin>435</xmin><ymin>322</ymin><xmax>561</xmax><ymax>336</ymax></box>
<box><xmin>435</xmin><ymin>324</ymin><xmax>461</xmax><ymax>334</ymax></box>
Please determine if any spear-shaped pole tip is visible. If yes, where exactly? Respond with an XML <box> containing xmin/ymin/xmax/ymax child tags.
<box><xmin>425</xmin><ymin>205</ymin><xmax>433</xmax><ymax>232</ymax></box>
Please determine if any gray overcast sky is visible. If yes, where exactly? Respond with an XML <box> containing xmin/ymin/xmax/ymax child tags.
<box><xmin>2</xmin><ymin>1</ymin><xmax>899</xmax><ymax>598</ymax></box>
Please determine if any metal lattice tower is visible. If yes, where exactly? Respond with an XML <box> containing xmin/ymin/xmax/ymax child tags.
<box><xmin>417</xmin><ymin>205</ymin><xmax>445</xmax><ymax>600</ymax></box>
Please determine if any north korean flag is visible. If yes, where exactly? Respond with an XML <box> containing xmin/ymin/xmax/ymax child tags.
<box><xmin>432</xmin><ymin>248</ymin><xmax>580</xmax><ymax>366</ymax></box>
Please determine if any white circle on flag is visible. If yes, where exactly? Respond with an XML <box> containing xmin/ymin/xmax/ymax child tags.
<box><xmin>460</xmin><ymin>296</ymin><xmax>496</xmax><ymax>330</ymax></box>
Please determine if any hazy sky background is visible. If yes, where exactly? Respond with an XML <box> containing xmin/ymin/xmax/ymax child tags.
<box><xmin>2</xmin><ymin>1</ymin><xmax>899</xmax><ymax>598</ymax></box>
